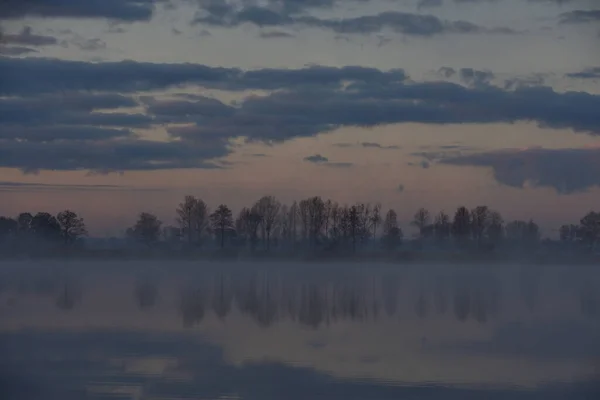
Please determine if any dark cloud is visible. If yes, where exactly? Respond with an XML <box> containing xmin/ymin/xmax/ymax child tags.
<box><xmin>192</xmin><ymin>3</ymin><xmax>517</xmax><ymax>37</ymax></box>
<box><xmin>0</xmin><ymin>126</ymin><xmax>133</xmax><ymax>142</ymax></box>
<box><xmin>0</xmin><ymin>93</ymin><xmax>151</xmax><ymax>129</ymax></box>
<box><xmin>0</xmin><ymin>26</ymin><xmax>58</xmax><ymax>46</ymax></box>
<box><xmin>70</xmin><ymin>37</ymin><xmax>107</xmax><ymax>51</ymax></box>
<box><xmin>303</xmin><ymin>154</ymin><xmax>329</xmax><ymax>163</ymax></box>
<box><xmin>0</xmin><ymin>46</ymin><xmax>37</xmax><ymax>55</ymax></box>
<box><xmin>0</xmin><ymin>56</ymin><xmax>240</xmax><ymax>95</ymax></box>
<box><xmin>437</xmin><ymin>66</ymin><xmax>495</xmax><ymax>86</ymax></box>
<box><xmin>361</xmin><ymin>142</ymin><xmax>400</xmax><ymax>149</ymax></box>
<box><xmin>567</xmin><ymin>67</ymin><xmax>600</xmax><ymax>80</ymax></box>
<box><xmin>458</xmin><ymin>67</ymin><xmax>495</xmax><ymax>87</ymax></box>
<box><xmin>259</xmin><ymin>30</ymin><xmax>295</xmax><ymax>38</ymax></box>
<box><xmin>0</xmin><ymin>138</ymin><xmax>229</xmax><ymax>174</ymax></box>
<box><xmin>438</xmin><ymin>147</ymin><xmax>600</xmax><ymax>194</ymax></box>
<box><xmin>0</xmin><ymin>181</ymin><xmax>129</xmax><ymax>191</ymax></box>
<box><xmin>303</xmin><ymin>154</ymin><xmax>352</xmax><ymax>167</ymax></box>
<box><xmin>141</xmin><ymin>95</ymin><xmax>235</xmax><ymax>122</ymax></box>
<box><xmin>0</xmin><ymin>0</ymin><xmax>157</xmax><ymax>22</ymax></box>
<box><xmin>438</xmin><ymin>66</ymin><xmax>456</xmax><ymax>78</ymax></box>
<box><xmin>0</xmin><ymin>57</ymin><xmax>407</xmax><ymax>95</ymax></box>
<box><xmin>559</xmin><ymin>9</ymin><xmax>600</xmax><ymax>24</ymax></box>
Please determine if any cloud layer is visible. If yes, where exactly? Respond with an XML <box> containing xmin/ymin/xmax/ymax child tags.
<box><xmin>439</xmin><ymin>147</ymin><xmax>600</xmax><ymax>194</ymax></box>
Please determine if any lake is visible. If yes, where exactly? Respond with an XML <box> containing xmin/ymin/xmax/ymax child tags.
<box><xmin>1</xmin><ymin>261</ymin><xmax>599</xmax><ymax>399</ymax></box>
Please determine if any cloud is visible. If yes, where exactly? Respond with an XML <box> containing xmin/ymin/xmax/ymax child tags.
<box><xmin>0</xmin><ymin>93</ymin><xmax>152</xmax><ymax>130</ymax></box>
<box><xmin>0</xmin><ymin>46</ymin><xmax>38</xmax><ymax>55</ymax></box>
<box><xmin>0</xmin><ymin>26</ymin><xmax>58</xmax><ymax>46</ymax></box>
<box><xmin>0</xmin><ymin>181</ymin><xmax>143</xmax><ymax>192</ymax></box>
<box><xmin>567</xmin><ymin>67</ymin><xmax>600</xmax><ymax>80</ymax></box>
<box><xmin>2</xmin><ymin>57</ymin><xmax>600</xmax><ymax>161</ymax></box>
<box><xmin>304</xmin><ymin>154</ymin><xmax>329</xmax><ymax>163</ymax></box>
<box><xmin>193</xmin><ymin>6</ymin><xmax>518</xmax><ymax>37</ymax></box>
<box><xmin>438</xmin><ymin>147</ymin><xmax>600</xmax><ymax>194</ymax></box>
<box><xmin>0</xmin><ymin>126</ymin><xmax>134</xmax><ymax>142</ymax></box>
<box><xmin>0</xmin><ymin>57</ymin><xmax>407</xmax><ymax>95</ymax></box>
<box><xmin>0</xmin><ymin>138</ymin><xmax>229</xmax><ymax>174</ymax></box>
<box><xmin>360</xmin><ymin>142</ymin><xmax>401</xmax><ymax>149</ymax></box>
<box><xmin>141</xmin><ymin>95</ymin><xmax>235</xmax><ymax>123</ymax></box>
<box><xmin>559</xmin><ymin>10</ymin><xmax>600</xmax><ymax>24</ymax></box>
<box><xmin>259</xmin><ymin>30</ymin><xmax>295</xmax><ymax>39</ymax></box>
<box><xmin>70</xmin><ymin>37</ymin><xmax>107</xmax><ymax>51</ymax></box>
<box><xmin>0</xmin><ymin>0</ymin><xmax>157</xmax><ymax>22</ymax></box>
<box><xmin>303</xmin><ymin>154</ymin><xmax>352</xmax><ymax>167</ymax></box>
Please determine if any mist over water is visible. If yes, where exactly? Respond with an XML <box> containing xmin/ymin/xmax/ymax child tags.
<box><xmin>0</xmin><ymin>261</ymin><xmax>599</xmax><ymax>399</ymax></box>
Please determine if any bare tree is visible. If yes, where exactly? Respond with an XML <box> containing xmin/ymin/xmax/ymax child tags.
<box><xmin>434</xmin><ymin>211</ymin><xmax>451</xmax><ymax>243</ymax></box>
<box><xmin>193</xmin><ymin>198</ymin><xmax>209</xmax><ymax>247</ymax></box>
<box><xmin>579</xmin><ymin>212</ymin><xmax>600</xmax><ymax>248</ymax></box>
<box><xmin>382</xmin><ymin>209</ymin><xmax>402</xmax><ymax>251</ymax></box>
<box><xmin>471</xmin><ymin>205</ymin><xmax>490</xmax><ymax>245</ymax></box>
<box><xmin>370</xmin><ymin>203</ymin><xmax>382</xmax><ymax>241</ymax></box>
<box><xmin>254</xmin><ymin>195</ymin><xmax>281</xmax><ymax>251</ymax></box>
<box><xmin>57</xmin><ymin>210</ymin><xmax>87</xmax><ymax>245</ymax></box>
<box><xmin>130</xmin><ymin>212</ymin><xmax>162</xmax><ymax>246</ymax></box>
<box><xmin>452</xmin><ymin>206</ymin><xmax>471</xmax><ymax>245</ymax></box>
<box><xmin>210</xmin><ymin>204</ymin><xmax>234</xmax><ymax>249</ymax></box>
<box><xmin>176</xmin><ymin>195</ymin><xmax>197</xmax><ymax>246</ymax></box>
<box><xmin>486</xmin><ymin>211</ymin><xmax>504</xmax><ymax>244</ymax></box>
<box><xmin>238</xmin><ymin>207</ymin><xmax>262</xmax><ymax>252</ymax></box>
<box><xmin>411</xmin><ymin>208</ymin><xmax>430</xmax><ymax>239</ymax></box>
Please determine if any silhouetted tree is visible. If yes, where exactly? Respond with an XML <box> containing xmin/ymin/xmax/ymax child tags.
<box><xmin>129</xmin><ymin>212</ymin><xmax>162</xmax><ymax>246</ymax></box>
<box><xmin>370</xmin><ymin>203</ymin><xmax>382</xmax><ymax>241</ymax></box>
<box><xmin>452</xmin><ymin>206</ymin><xmax>471</xmax><ymax>246</ymax></box>
<box><xmin>382</xmin><ymin>209</ymin><xmax>402</xmax><ymax>251</ymax></box>
<box><xmin>176</xmin><ymin>195</ymin><xmax>209</xmax><ymax>247</ymax></box>
<box><xmin>31</xmin><ymin>212</ymin><xmax>61</xmax><ymax>243</ymax></box>
<box><xmin>434</xmin><ymin>211</ymin><xmax>451</xmax><ymax>244</ymax></box>
<box><xmin>411</xmin><ymin>208</ymin><xmax>430</xmax><ymax>239</ymax></box>
<box><xmin>559</xmin><ymin>224</ymin><xmax>579</xmax><ymax>244</ymax></box>
<box><xmin>57</xmin><ymin>210</ymin><xmax>87</xmax><ymax>245</ymax></box>
<box><xmin>470</xmin><ymin>205</ymin><xmax>490</xmax><ymax>245</ymax></box>
<box><xmin>237</xmin><ymin>207</ymin><xmax>262</xmax><ymax>252</ymax></box>
<box><xmin>254</xmin><ymin>195</ymin><xmax>281</xmax><ymax>251</ymax></box>
<box><xmin>176</xmin><ymin>195</ymin><xmax>198</xmax><ymax>246</ymax></box>
<box><xmin>487</xmin><ymin>211</ymin><xmax>504</xmax><ymax>244</ymax></box>
<box><xmin>579</xmin><ymin>212</ymin><xmax>600</xmax><ymax>249</ymax></box>
<box><xmin>210</xmin><ymin>204</ymin><xmax>234</xmax><ymax>249</ymax></box>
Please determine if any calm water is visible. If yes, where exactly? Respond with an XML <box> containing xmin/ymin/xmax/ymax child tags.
<box><xmin>0</xmin><ymin>261</ymin><xmax>599</xmax><ymax>399</ymax></box>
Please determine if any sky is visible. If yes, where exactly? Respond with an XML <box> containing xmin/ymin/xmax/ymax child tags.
<box><xmin>0</xmin><ymin>0</ymin><xmax>599</xmax><ymax>237</ymax></box>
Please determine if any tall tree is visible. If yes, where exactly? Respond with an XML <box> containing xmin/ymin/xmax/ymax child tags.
<box><xmin>452</xmin><ymin>206</ymin><xmax>471</xmax><ymax>245</ymax></box>
<box><xmin>57</xmin><ymin>210</ymin><xmax>87</xmax><ymax>245</ymax></box>
<box><xmin>486</xmin><ymin>211</ymin><xmax>504</xmax><ymax>244</ymax></box>
<box><xmin>193</xmin><ymin>199</ymin><xmax>209</xmax><ymax>247</ymax></box>
<box><xmin>130</xmin><ymin>212</ymin><xmax>162</xmax><ymax>246</ymax></box>
<box><xmin>237</xmin><ymin>207</ymin><xmax>262</xmax><ymax>252</ymax></box>
<box><xmin>434</xmin><ymin>211</ymin><xmax>451</xmax><ymax>243</ymax></box>
<box><xmin>411</xmin><ymin>208</ymin><xmax>430</xmax><ymax>239</ymax></box>
<box><xmin>382</xmin><ymin>209</ymin><xmax>402</xmax><ymax>251</ymax></box>
<box><xmin>579</xmin><ymin>212</ymin><xmax>600</xmax><ymax>248</ymax></box>
<box><xmin>370</xmin><ymin>203</ymin><xmax>382</xmax><ymax>241</ymax></box>
<box><xmin>31</xmin><ymin>212</ymin><xmax>61</xmax><ymax>243</ymax></box>
<box><xmin>470</xmin><ymin>205</ymin><xmax>490</xmax><ymax>245</ymax></box>
<box><xmin>254</xmin><ymin>195</ymin><xmax>281</xmax><ymax>251</ymax></box>
<box><xmin>176</xmin><ymin>195</ymin><xmax>198</xmax><ymax>246</ymax></box>
<box><xmin>210</xmin><ymin>204</ymin><xmax>234</xmax><ymax>249</ymax></box>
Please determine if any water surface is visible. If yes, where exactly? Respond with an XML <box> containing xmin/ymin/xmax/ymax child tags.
<box><xmin>1</xmin><ymin>261</ymin><xmax>599</xmax><ymax>399</ymax></box>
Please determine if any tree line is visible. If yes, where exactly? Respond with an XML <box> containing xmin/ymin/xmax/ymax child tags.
<box><xmin>1</xmin><ymin>195</ymin><xmax>599</xmax><ymax>258</ymax></box>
